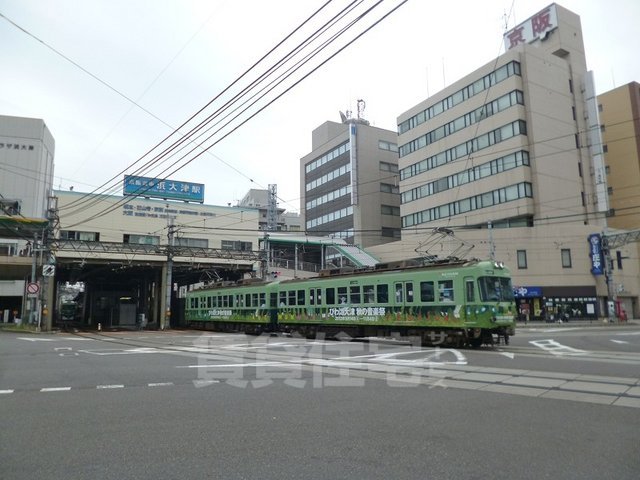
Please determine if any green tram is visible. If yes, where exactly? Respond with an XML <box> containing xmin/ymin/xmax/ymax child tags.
<box><xmin>184</xmin><ymin>259</ymin><xmax>516</xmax><ymax>347</ymax></box>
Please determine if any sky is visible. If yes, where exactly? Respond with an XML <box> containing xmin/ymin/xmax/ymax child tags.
<box><xmin>1</xmin><ymin>0</ymin><xmax>639</xmax><ymax>214</ymax></box>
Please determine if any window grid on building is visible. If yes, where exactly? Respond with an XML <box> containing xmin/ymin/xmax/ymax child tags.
<box><xmin>400</xmin><ymin>120</ymin><xmax>527</xmax><ymax>181</ymax></box>
<box><xmin>397</xmin><ymin>61</ymin><xmax>521</xmax><ymax>135</ymax></box>
<box><xmin>398</xmin><ymin>90</ymin><xmax>524</xmax><ymax>157</ymax></box>
<box><xmin>305</xmin><ymin>142</ymin><xmax>349</xmax><ymax>174</ymax></box>
<box><xmin>401</xmin><ymin>182</ymin><xmax>533</xmax><ymax>227</ymax></box>
<box><xmin>306</xmin><ymin>185</ymin><xmax>351</xmax><ymax>210</ymax></box>
<box><xmin>402</xmin><ymin>150</ymin><xmax>530</xmax><ymax>204</ymax></box>
<box><xmin>305</xmin><ymin>163</ymin><xmax>351</xmax><ymax>192</ymax></box>
<box><xmin>306</xmin><ymin>206</ymin><xmax>353</xmax><ymax>229</ymax></box>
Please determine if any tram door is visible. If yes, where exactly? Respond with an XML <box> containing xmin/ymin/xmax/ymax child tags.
<box><xmin>394</xmin><ymin>282</ymin><xmax>414</xmax><ymax>314</ymax></box>
<box><xmin>464</xmin><ymin>277</ymin><xmax>476</xmax><ymax>321</ymax></box>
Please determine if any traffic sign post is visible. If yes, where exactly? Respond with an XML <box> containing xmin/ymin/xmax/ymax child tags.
<box><xmin>26</xmin><ymin>282</ymin><xmax>40</xmax><ymax>297</ymax></box>
<box><xmin>42</xmin><ymin>264</ymin><xmax>55</xmax><ymax>277</ymax></box>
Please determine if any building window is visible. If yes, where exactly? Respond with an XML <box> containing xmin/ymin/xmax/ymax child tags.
<box><xmin>561</xmin><ymin>249</ymin><xmax>572</xmax><ymax>268</ymax></box>
<box><xmin>379</xmin><ymin>161</ymin><xmax>398</xmax><ymax>173</ymax></box>
<box><xmin>598</xmin><ymin>104</ymin><xmax>603</xmax><ymax>112</ymax></box>
<box><xmin>600</xmin><ymin>124</ymin><xmax>605</xmax><ymax>132</ymax></box>
<box><xmin>174</xmin><ymin>237</ymin><xmax>208</xmax><ymax>248</ymax></box>
<box><xmin>61</xmin><ymin>230</ymin><xmax>100</xmax><ymax>242</ymax></box>
<box><xmin>517</xmin><ymin>250</ymin><xmax>527</xmax><ymax>269</ymax></box>
<box><xmin>123</xmin><ymin>234</ymin><xmax>158</xmax><ymax>245</ymax></box>
<box><xmin>378</xmin><ymin>140</ymin><xmax>398</xmax><ymax>152</ymax></box>
<box><xmin>571</xmin><ymin>106</ymin><xmax>576</xmax><ymax>120</ymax></box>
<box><xmin>221</xmin><ymin>240</ymin><xmax>252</xmax><ymax>251</ymax></box>
<box><xmin>602</xmin><ymin>145</ymin><xmax>608</xmax><ymax>153</ymax></box>
<box><xmin>607</xmin><ymin>187</ymin><xmax>613</xmax><ymax>195</ymax></box>
<box><xmin>380</xmin><ymin>183</ymin><xmax>399</xmax><ymax>194</ymax></box>
<box><xmin>605</xmin><ymin>165</ymin><xmax>610</xmax><ymax>174</ymax></box>
<box><xmin>381</xmin><ymin>227</ymin><xmax>401</xmax><ymax>238</ymax></box>
<box><xmin>381</xmin><ymin>205</ymin><xmax>400</xmax><ymax>216</ymax></box>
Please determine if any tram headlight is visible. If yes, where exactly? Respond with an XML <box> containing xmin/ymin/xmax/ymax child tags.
<box><xmin>493</xmin><ymin>261</ymin><xmax>505</xmax><ymax>269</ymax></box>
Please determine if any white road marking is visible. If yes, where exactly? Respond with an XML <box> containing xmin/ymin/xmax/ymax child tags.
<box><xmin>0</xmin><ymin>389</ymin><xmax>15</xmax><ymax>394</ymax></box>
<box><xmin>54</xmin><ymin>347</ymin><xmax>72</xmax><ymax>351</ymax></box>
<box><xmin>529</xmin><ymin>339</ymin><xmax>588</xmax><ymax>356</ymax></box>
<box><xmin>610</xmin><ymin>339</ymin><xmax>629</xmax><ymax>344</ymax></box>
<box><xmin>79</xmin><ymin>347</ymin><xmax>160</xmax><ymax>355</ymax></box>
<box><xmin>148</xmin><ymin>382</ymin><xmax>174</xmax><ymax>387</ymax></box>
<box><xmin>498</xmin><ymin>351</ymin><xmax>515</xmax><ymax>359</ymax></box>
<box><xmin>40</xmin><ymin>387</ymin><xmax>71</xmax><ymax>392</ymax></box>
<box><xmin>177</xmin><ymin>362</ymin><xmax>291</xmax><ymax>368</ymax></box>
<box><xmin>96</xmin><ymin>384</ymin><xmax>124</xmax><ymax>389</ymax></box>
<box><xmin>18</xmin><ymin>337</ymin><xmax>54</xmax><ymax>342</ymax></box>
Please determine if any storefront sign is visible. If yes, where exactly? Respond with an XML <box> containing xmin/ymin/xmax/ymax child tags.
<box><xmin>588</xmin><ymin>233</ymin><xmax>603</xmax><ymax>275</ymax></box>
<box><xmin>123</xmin><ymin>175</ymin><xmax>205</xmax><ymax>203</ymax></box>
<box><xmin>513</xmin><ymin>286</ymin><xmax>542</xmax><ymax>298</ymax></box>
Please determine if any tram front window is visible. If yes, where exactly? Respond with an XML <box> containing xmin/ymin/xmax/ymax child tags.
<box><xmin>478</xmin><ymin>276</ymin><xmax>514</xmax><ymax>302</ymax></box>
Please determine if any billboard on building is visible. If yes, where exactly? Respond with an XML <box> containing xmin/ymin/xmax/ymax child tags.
<box><xmin>123</xmin><ymin>175</ymin><xmax>205</xmax><ymax>203</ymax></box>
<box><xmin>504</xmin><ymin>4</ymin><xmax>558</xmax><ymax>50</ymax></box>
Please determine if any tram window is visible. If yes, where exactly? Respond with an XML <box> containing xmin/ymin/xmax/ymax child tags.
<box><xmin>310</xmin><ymin>288</ymin><xmax>320</xmax><ymax>305</ymax></box>
<box><xmin>207</xmin><ymin>296</ymin><xmax>212</xmax><ymax>308</ymax></box>
<box><xmin>338</xmin><ymin>287</ymin><xmax>348</xmax><ymax>304</ymax></box>
<box><xmin>236</xmin><ymin>295</ymin><xmax>243</xmax><ymax>307</ymax></box>
<box><xmin>279</xmin><ymin>291</ymin><xmax>286</xmax><ymax>306</ymax></box>
<box><xmin>245</xmin><ymin>294</ymin><xmax>250</xmax><ymax>307</ymax></box>
<box><xmin>270</xmin><ymin>292</ymin><xmax>277</xmax><ymax>308</ymax></box>
<box><xmin>297</xmin><ymin>290</ymin><xmax>305</xmax><ymax>305</ymax></box>
<box><xmin>395</xmin><ymin>283</ymin><xmax>403</xmax><ymax>303</ymax></box>
<box><xmin>420</xmin><ymin>281</ymin><xmax>434</xmax><ymax>302</ymax></box>
<box><xmin>350</xmin><ymin>286</ymin><xmax>361</xmax><ymax>304</ymax></box>
<box><xmin>406</xmin><ymin>282</ymin><xmax>414</xmax><ymax>302</ymax></box>
<box><xmin>213</xmin><ymin>296</ymin><xmax>219</xmax><ymax>307</ymax></box>
<box><xmin>438</xmin><ymin>280</ymin><xmax>454</xmax><ymax>302</ymax></box>
<box><xmin>200</xmin><ymin>297</ymin><xmax>206</xmax><ymax>308</ymax></box>
<box><xmin>288</xmin><ymin>290</ymin><xmax>296</xmax><ymax>305</ymax></box>
<box><xmin>190</xmin><ymin>298</ymin><xmax>196</xmax><ymax>308</ymax></box>
<box><xmin>364</xmin><ymin>285</ymin><xmax>375</xmax><ymax>303</ymax></box>
<box><xmin>259</xmin><ymin>293</ymin><xmax>266</xmax><ymax>307</ymax></box>
<box><xmin>377</xmin><ymin>284</ymin><xmax>389</xmax><ymax>303</ymax></box>
<box><xmin>466</xmin><ymin>280</ymin><xmax>475</xmax><ymax>302</ymax></box>
<box><xmin>326</xmin><ymin>288</ymin><xmax>335</xmax><ymax>305</ymax></box>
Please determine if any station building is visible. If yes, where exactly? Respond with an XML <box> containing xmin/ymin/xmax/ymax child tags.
<box><xmin>367</xmin><ymin>4</ymin><xmax>640</xmax><ymax>320</ymax></box>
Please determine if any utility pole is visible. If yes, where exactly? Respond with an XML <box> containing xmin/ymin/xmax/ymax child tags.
<box><xmin>601</xmin><ymin>234</ymin><xmax>616</xmax><ymax>322</ymax></box>
<box><xmin>162</xmin><ymin>217</ymin><xmax>175</xmax><ymax>330</ymax></box>
<box><xmin>488</xmin><ymin>220</ymin><xmax>495</xmax><ymax>261</ymax></box>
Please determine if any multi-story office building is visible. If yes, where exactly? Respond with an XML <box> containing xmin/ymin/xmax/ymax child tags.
<box><xmin>0</xmin><ymin>115</ymin><xmax>55</xmax><ymax>319</ymax></box>
<box><xmin>598</xmin><ymin>82</ymin><xmax>640</xmax><ymax>231</ymax></box>
<box><xmin>369</xmin><ymin>4</ymin><xmax>639</xmax><ymax>320</ymax></box>
<box><xmin>300</xmin><ymin>111</ymin><xmax>401</xmax><ymax>249</ymax></box>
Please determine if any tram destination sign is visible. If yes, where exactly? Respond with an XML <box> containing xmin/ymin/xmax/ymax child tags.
<box><xmin>123</xmin><ymin>175</ymin><xmax>205</xmax><ymax>203</ymax></box>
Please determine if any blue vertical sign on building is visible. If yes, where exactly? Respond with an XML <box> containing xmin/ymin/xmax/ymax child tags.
<box><xmin>588</xmin><ymin>233</ymin><xmax>603</xmax><ymax>275</ymax></box>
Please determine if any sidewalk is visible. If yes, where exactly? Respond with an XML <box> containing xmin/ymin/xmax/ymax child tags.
<box><xmin>517</xmin><ymin>318</ymin><xmax>639</xmax><ymax>328</ymax></box>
